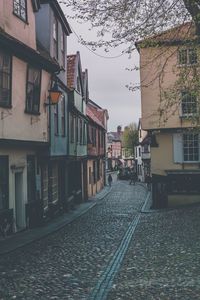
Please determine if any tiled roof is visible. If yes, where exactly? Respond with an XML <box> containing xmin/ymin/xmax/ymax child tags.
<box><xmin>107</xmin><ymin>131</ymin><xmax>123</xmax><ymax>141</ymax></box>
<box><xmin>67</xmin><ymin>54</ymin><xmax>77</xmax><ymax>90</ymax></box>
<box><xmin>136</xmin><ymin>22</ymin><xmax>196</xmax><ymax>48</ymax></box>
<box><xmin>86</xmin><ymin>102</ymin><xmax>105</xmax><ymax>129</ymax></box>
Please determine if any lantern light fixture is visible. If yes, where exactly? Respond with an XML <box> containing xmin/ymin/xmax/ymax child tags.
<box><xmin>45</xmin><ymin>80</ymin><xmax>62</xmax><ymax>106</ymax></box>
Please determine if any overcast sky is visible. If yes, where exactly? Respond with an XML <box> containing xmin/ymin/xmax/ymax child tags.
<box><xmin>61</xmin><ymin>5</ymin><xmax>141</xmax><ymax>132</ymax></box>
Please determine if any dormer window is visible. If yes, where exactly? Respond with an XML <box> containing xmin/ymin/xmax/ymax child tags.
<box><xmin>13</xmin><ymin>0</ymin><xmax>27</xmax><ymax>22</ymax></box>
<box><xmin>178</xmin><ymin>48</ymin><xmax>197</xmax><ymax>65</ymax></box>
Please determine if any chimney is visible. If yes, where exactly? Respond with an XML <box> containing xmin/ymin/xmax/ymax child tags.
<box><xmin>117</xmin><ymin>125</ymin><xmax>122</xmax><ymax>134</ymax></box>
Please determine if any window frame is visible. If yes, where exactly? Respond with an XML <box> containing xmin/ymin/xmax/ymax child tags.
<box><xmin>41</xmin><ymin>163</ymin><xmax>49</xmax><ymax>211</ymax></box>
<box><xmin>70</xmin><ymin>113</ymin><xmax>75</xmax><ymax>143</ymax></box>
<box><xmin>49</xmin><ymin>162</ymin><xmax>59</xmax><ymax>204</ymax></box>
<box><xmin>61</xmin><ymin>96</ymin><xmax>65</xmax><ymax>137</ymax></box>
<box><xmin>13</xmin><ymin>0</ymin><xmax>28</xmax><ymax>23</ymax></box>
<box><xmin>25</xmin><ymin>65</ymin><xmax>41</xmax><ymax>115</ymax></box>
<box><xmin>27</xmin><ymin>155</ymin><xmax>36</xmax><ymax>203</ymax></box>
<box><xmin>183</xmin><ymin>133</ymin><xmax>199</xmax><ymax>162</ymax></box>
<box><xmin>0</xmin><ymin>50</ymin><xmax>12</xmax><ymax>108</ymax></box>
<box><xmin>54</xmin><ymin>104</ymin><xmax>59</xmax><ymax>135</ymax></box>
<box><xmin>80</xmin><ymin>118</ymin><xmax>83</xmax><ymax>144</ymax></box>
<box><xmin>60</xmin><ymin>30</ymin><xmax>65</xmax><ymax>67</ymax></box>
<box><xmin>178</xmin><ymin>48</ymin><xmax>198</xmax><ymax>66</ymax></box>
<box><xmin>180</xmin><ymin>90</ymin><xmax>197</xmax><ymax>117</ymax></box>
<box><xmin>53</xmin><ymin>16</ymin><xmax>59</xmax><ymax>60</ymax></box>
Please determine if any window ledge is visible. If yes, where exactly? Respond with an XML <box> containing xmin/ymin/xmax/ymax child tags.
<box><xmin>179</xmin><ymin>114</ymin><xmax>197</xmax><ymax>119</ymax></box>
<box><xmin>0</xmin><ymin>104</ymin><xmax>12</xmax><ymax>109</ymax></box>
<box><xmin>24</xmin><ymin>110</ymin><xmax>40</xmax><ymax>116</ymax></box>
<box><xmin>13</xmin><ymin>12</ymin><xmax>28</xmax><ymax>24</ymax></box>
<box><xmin>177</xmin><ymin>63</ymin><xmax>198</xmax><ymax>68</ymax></box>
<box><xmin>183</xmin><ymin>161</ymin><xmax>200</xmax><ymax>164</ymax></box>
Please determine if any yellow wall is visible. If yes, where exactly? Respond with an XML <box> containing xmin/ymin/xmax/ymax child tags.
<box><xmin>87</xmin><ymin>159</ymin><xmax>104</xmax><ymax>198</ymax></box>
<box><xmin>151</xmin><ymin>132</ymin><xmax>200</xmax><ymax>175</ymax></box>
<box><xmin>140</xmin><ymin>46</ymin><xmax>198</xmax><ymax>130</ymax></box>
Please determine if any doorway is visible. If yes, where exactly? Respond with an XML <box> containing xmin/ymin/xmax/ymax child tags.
<box><xmin>15</xmin><ymin>172</ymin><xmax>24</xmax><ymax>230</ymax></box>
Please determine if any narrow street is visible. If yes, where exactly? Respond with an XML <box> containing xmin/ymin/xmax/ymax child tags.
<box><xmin>1</xmin><ymin>181</ymin><xmax>200</xmax><ymax>300</ymax></box>
<box><xmin>0</xmin><ymin>181</ymin><xmax>146</xmax><ymax>300</ymax></box>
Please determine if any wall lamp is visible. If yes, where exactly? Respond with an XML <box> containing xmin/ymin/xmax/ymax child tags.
<box><xmin>45</xmin><ymin>80</ymin><xmax>62</xmax><ymax>106</ymax></box>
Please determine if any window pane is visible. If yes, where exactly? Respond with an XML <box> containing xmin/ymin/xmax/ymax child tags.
<box><xmin>189</xmin><ymin>48</ymin><xmax>197</xmax><ymax>64</ymax></box>
<box><xmin>26</xmin><ymin>66</ymin><xmax>41</xmax><ymax>113</ymax></box>
<box><xmin>183</xmin><ymin>133</ymin><xmax>199</xmax><ymax>161</ymax></box>
<box><xmin>54</xmin><ymin>104</ymin><xmax>58</xmax><ymax>135</ymax></box>
<box><xmin>179</xmin><ymin>49</ymin><xmax>187</xmax><ymax>65</ymax></box>
<box><xmin>181</xmin><ymin>91</ymin><xmax>197</xmax><ymax>115</ymax></box>
<box><xmin>50</xmin><ymin>163</ymin><xmax>58</xmax><ymax>203</ymax></box>
<box><xmin>0</xmin><ymin>50</ymin><xmax>11</xmax><ymax>107</ymax></box>
<box><xmin>13</xmin><ymin>0</ymin><xmax>27</xmax><ymax>21</ymax></box>
<box><xmin>61</xmin><ymin>97</ymin><xmax>65</xmax><ymax>136</ymax></box>
<box><xmin>42</xmin><ymin>165</ymin><xmax>48</xmax><ymax>210</ymax></box>
<box><xmin>27</xmin><ymin>156</ymin><xmax>36</xmax><ymax>203</ymax></box>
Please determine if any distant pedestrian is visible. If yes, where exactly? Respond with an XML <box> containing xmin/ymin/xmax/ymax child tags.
<box><xmin>129</xmin><ymin>171</ymin><xmax>136</xmax><ymax>185</ymax></box>
<box><xmin>117</xmin><ymin>170</ymin><xmax>120</xmax><ymax>180</ymax></box>
<box><xmin>108</xmin><ymin>174</ymin><xmax>113</xmax><ymax>187</ymax></box>
<box><xmin>145</xmin><ymin>174</ymin><xmax>151</xmax><ymax>191</ymax></box>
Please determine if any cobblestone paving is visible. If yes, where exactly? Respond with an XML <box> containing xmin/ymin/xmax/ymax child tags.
<box><xmin>108</xmin><ymin>205</ymin><xmax>200</xmax><ymax>300</ymax></box>
<box><xmin>0</xmin><ymin>181</ymin><xmax>146</xmax><ymax>300</ymax></box>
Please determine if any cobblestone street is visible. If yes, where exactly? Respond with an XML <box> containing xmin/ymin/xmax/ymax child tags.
<box><xmin>0</xmin><ymin>181</ymin><xmax>146</xmax><ymax>300</ymax></box>
<box><xmin>1</xmin><ymin>181</ymin><xmax>200</xmax><ymax>300</ymax></box>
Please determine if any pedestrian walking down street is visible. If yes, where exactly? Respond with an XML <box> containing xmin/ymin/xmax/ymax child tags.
<box><xmin>129</xmin><ymin>171</ymin><xmax>136</xmax><ymax>185</ymax></box>
<box><xmin>145</xmin><ymin>174</ymin><xmax>152</xmax><ymax>191</ymax></box>
<box><xmin>108</xmin><ymin>174</ymin><xmax>113</xmax><ymax>187</ymax></box>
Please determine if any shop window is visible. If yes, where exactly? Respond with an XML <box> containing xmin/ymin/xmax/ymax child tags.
<box><xmin>49</xmin><ymin>163</ymin><xmax>58</xmax><ymax>203</ymax></box>
<box><xmin>168</xmin><ymin>174</ymin><xmax>200</xmax><ymax>194</ymax></box>
<box><xmin>41</xmin><ymin>164</ymin><xmax>48</xmax><ymax>210</ymax></box>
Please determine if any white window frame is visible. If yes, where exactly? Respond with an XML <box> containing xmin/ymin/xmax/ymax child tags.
<box><xmin>180</xmin><ymin>91</ymin><xmax>197</xmax><ymax>117</ymax></box>
<box><xmin>178</xmin><ymin>48</ymin><xmax>197</xmax><ymax>66</ymax></box>
<box><xmin>183</xmin><ymin>133</ymin><xmax>199</xmax><ymax>162</ymax></box>
<box><xmin>173</xmin><ymin>132</ymin><xmax>200</xmax><ymax>163</ymax></box>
